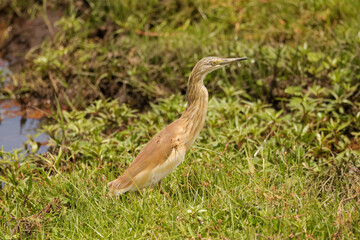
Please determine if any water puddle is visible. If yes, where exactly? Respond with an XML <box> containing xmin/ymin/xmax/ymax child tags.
<box><xmin>0</xmin><ymin>57</ymin><xmax>49</xmax><ymax>153</ymax></box>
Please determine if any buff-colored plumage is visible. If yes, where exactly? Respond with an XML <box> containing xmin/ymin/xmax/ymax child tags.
<box><xmin>107</xmin><ymin>56</ymin><xmax>248</xmax><ymax>195</ymax></box>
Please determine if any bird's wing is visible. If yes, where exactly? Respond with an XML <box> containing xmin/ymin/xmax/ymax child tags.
<box><xmin>114</xmin><ymin>120</ymin><xmax>183</xmax><ymax>189</ymax></box>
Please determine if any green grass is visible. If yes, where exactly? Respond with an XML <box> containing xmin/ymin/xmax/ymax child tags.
<box><xmin>1</xmin><ymin>0</ymin><xmax>360</xmax><ymax>238</ymax></box>
<box><xmin>4</xmin><ymin>0</ymin><xmax>359</xmax><ymax>109</ymax></box>
<box><xmin>1</xmin><ymin>95</ymin><xmax>359</xmax><ymax>238</ymax></box>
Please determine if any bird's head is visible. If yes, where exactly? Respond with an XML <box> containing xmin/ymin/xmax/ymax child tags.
<box><xmin>194</xmin><ymin>56</ymin><xmax>248</xmax><ymax>76</ymax></box>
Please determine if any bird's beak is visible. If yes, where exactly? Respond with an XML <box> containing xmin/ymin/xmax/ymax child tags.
<box><xmin>218</xmin><ymin>57</ymin><xmax>249</xmax><ymax>65</ymax></box>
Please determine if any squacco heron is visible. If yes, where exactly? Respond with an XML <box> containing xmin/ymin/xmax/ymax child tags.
<box><xmin>107</xmin><ymin>56</ymin><xmax>248</xmax><ymax>195</ymax></box>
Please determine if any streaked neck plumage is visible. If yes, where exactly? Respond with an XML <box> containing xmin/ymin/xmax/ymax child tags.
<box><xmin>180</xmin><ymin>68</ymin><xmax>209</xmax><ymax>149</ymax></box>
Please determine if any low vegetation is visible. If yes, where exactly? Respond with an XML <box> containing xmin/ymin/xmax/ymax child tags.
<box><xmin>0</xmin><ymin>0</ymin><xmax>359</xmax><ymax>238</ymax></box>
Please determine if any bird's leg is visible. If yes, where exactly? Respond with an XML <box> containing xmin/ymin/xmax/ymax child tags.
<box><xmin>157</xmin><ymin>180</ymin><xmax>164</xmax><ymax>194</ymax></box>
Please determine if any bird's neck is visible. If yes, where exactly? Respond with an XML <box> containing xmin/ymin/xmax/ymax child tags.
<box><xmin>180</xmin><ymin>72</ymin><xmax>209</xmax><ymax>149</ymax></box>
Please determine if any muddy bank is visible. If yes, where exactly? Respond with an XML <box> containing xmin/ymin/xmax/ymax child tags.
<box><xmin>0</xmin><ymin>10</ymin><xmax>62</xmax><ymax>72</ymax></box>
<box><xmin>0</xmin><ymin>1</ymin><xmax>155</xmax><ymax>110</ymax></box>
<box><xmin>0</xmin><ymin>3</ymin><xmax>62</xmax><ymax>152</ymax></box>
